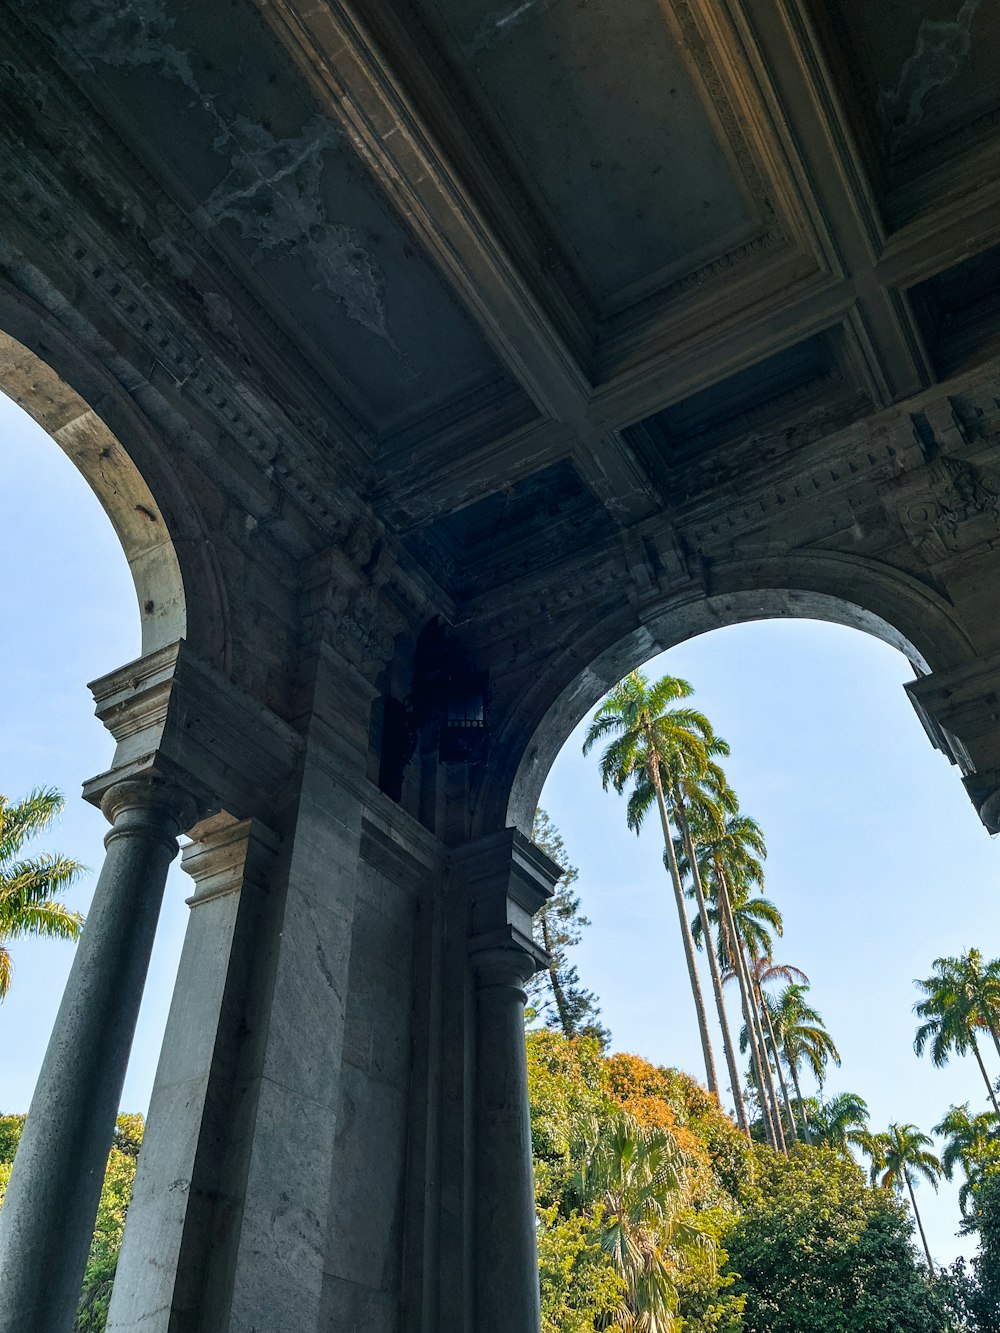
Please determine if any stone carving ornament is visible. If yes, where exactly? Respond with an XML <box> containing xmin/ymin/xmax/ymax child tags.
<box><xmin>896</xmin><ymin>456</ymin><xmax>999</xmax><ymax>563</ymax></box>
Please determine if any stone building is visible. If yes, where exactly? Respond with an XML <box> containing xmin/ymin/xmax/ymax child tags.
<box><xmin>1</xmin><ymin>0</ymin><xmax>999</xmax><ymax>1328</ymax></box>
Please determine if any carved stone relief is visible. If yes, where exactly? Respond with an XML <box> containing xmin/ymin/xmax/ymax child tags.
<box><xmin>887</xmin><ymin>455</ymin><xmax>1000</xmax><ymax>563</ymax></box>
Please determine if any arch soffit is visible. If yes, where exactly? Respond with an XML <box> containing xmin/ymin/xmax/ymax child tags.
<box><xmin>501</xmin><ymin>549</ymin><xmax>977</xmax><ymax>834</ymax></box>
<box><xmin>0</xmin><ymin>298</ymin><xmax>228</xmax><ymax>665</ymax></box>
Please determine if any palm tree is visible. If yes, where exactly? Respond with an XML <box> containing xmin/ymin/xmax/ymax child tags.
<box><xmin>867</xmin><ymin>1122</ymin><xmax>942</xmax><ymax>1270</ymax></box>
<box><xmin>569</xmin><ymin>1112</ymin><xmax>713</xmax><ymax>1332</ymax></box>
<box><xmin>742</xmin><ymin>957</ymin><xmax>807</xmax><ymax>1145</ymax></box>
<box><xmin>649</xmin><ymin>755</ymin><xmax>751</xmax><ymax>1138</ymax></box>
<box><xmin>809</xmin><ymin>1090</ymin><xmax>870</xmax><ymax>1153</ymax></box>
<box><xmin>914</xmin><ymin>952</ymin><xmax>1000</xmax><ymax>1116</ymax></box>
<box><xmin>718</xmin><ymin>882</ymin><xmax>788</xmax><ymax>1152</ymax></box>
<box><xmin>584</xmin><ymin>672</ymin><xmax>719</xmax><ymax>1096</ymax></box>
<box><xmin>0</xmin><ymin>788</ymin><xmax>84</xmax><ymax>998</ymax></box>
<box><xmin>933</xmin><ymin>1102</ymin><xmax>1000</xmax><ymax>1215</ymax></box>
<box><xmin>684</xmin><ymin>804</ymin><xmax>785</xmax><ymax>1150</ymax></box>
<box><xmin>765</xmin><ymin>981</ymin><xmax>841</xmax><ymax>1141</ymax></box>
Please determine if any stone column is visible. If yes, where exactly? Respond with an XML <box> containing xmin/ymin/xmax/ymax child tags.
<box><xmin>453</xmin><ymin>829</ymin><xmax>559</xmax><ymax>1333</ymax></box>
<box><xmin>106</xmin><ymin>813</ymin><xmax>279</xmax><ymax>1331</ymax></box>
<box><xmin>0</xmin><ymin>776</ymin><xmax>196</xmax><ymax>1333</ymax></box>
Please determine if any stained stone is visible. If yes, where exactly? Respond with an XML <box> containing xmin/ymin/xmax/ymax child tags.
<box><xmin>3</xmin><ymin>2</ymin><xmax>1000</xmax><ymax>1327</ymax></box>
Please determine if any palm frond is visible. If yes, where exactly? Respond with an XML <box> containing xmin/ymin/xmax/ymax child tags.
<box><xmin>0</xmin><ymin>788</ymin><xmax>65</xmax><ymax>863</ymax></box>
<box><xmin>0</xmin><ymin>788</ymin><xmax>86</xmax><ymax>1000</ymax></box>
<box><xmin>1</xmin><ymin>900</ymin><xmax>84</xmax><ymax>942</ymax></box>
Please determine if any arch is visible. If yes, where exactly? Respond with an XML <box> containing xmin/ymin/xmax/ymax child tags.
<box><xmin>0</xmin><ymin>293</ymin><xmax>228</xmax><ymax>665</ymax></box>
<box><xmin>496</xmin><ymin>551</ymin><xmax>977</xmax><ymax>835</ymax></box>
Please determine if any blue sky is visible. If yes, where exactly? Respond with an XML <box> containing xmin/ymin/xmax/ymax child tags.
<box><xmin>3</xmin><ymin>389</ymin><xmax>1000</xmax><ymax>1269</ymax></box>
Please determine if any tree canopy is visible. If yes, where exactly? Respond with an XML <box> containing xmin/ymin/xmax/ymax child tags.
<box><xmin>726</xmin><ymin>1146</ymin><xmax>953</xmax><ymax>1333</ymax></box>
<box><xmin>0</xmin><ymin>1113</ymin><xmax>144</xmax><ymax>1330</ymax></box>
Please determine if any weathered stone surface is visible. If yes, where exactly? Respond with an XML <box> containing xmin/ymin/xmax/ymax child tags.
<box><xmin>0</xmin><ymin>780</ymin><xmax>196</xmax><ymax>1333</ymax></box>
<box><xmin>5</xmin><ymin>0</ymin><xmax>1000</xmax><ymax>1326</ymax></box>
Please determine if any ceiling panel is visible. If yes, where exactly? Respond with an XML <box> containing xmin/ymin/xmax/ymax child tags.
<box><xmin>814</xmin><ymin>0</ymin><xmax>1000</xmax><ymax>201</ymax></box>
<box><xmin>417</xmin><ymin>0</ymin><xmax>761</xmax><ymax>309</ymax></box>
<box><xmin>24</xmin><ymin>0</ymin><xmax>523</xmax><ymax>438</ymax></box>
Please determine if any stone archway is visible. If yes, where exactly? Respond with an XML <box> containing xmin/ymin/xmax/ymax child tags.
<box><xmin>500</xmin><ymin>552</ymin><xmax>977</xmax><ymax>835</ymax></box>
<box><xmin>0</xmin><ymin>309</ymin><xmax>228</xmax><ymax>668</ymax></box>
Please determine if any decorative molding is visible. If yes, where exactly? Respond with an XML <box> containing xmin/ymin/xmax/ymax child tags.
<box><xmin>672</xmin><ymin>0</ymin><xmax>783</xmax><ymax>236</ymax></box>
<box><xmin>0</xmin><ymin>153</ymin><xmax>358</xmax><ymax>553</ymax></box>
<box><xmin>0</xmin><ymin>12</ymin><xmax>374</xmax><ymax>484</ymax></box>
<box><xmin>907</xmin><ymin>652</ymin><xmax>1000</xmax><ymax>820</ymax></box>
<box><xmin>83</xmin><ymin>640</ymin><xmax>303</xmax><ymax>819</ymax></box>
<box><xmin>378</xmin><ymin>376</ymin><xmax>539</xmax><ymax>462</ymax></box>
<box><xmin>181</xmin><ymin>814</ymin><xmax>282</xmax><ymax>907</ymax></box>
<box><xmin>453</xmin><ymin>827</ymin><xmax>558</xmax><ymax>972</ymax></box>
<box><xmin>621</xmin><ymin>521</ymin><xmax>694</xmax><ymax>606</ymax></box>
<box><xmin>296</xmin><ymin>519</ymin><xmax>448</xmax><ymax>686</ymax></box>
<box><xmin>885</xmin><ymin>455</ymin><xmax>1000</xmax><ymax>565</ymax></box>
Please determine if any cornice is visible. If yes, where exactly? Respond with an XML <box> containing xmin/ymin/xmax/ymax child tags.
<box><xmin>0</xmin><ymin>12</ymin><xmax>377</xmax><ymax>479</ymax></box>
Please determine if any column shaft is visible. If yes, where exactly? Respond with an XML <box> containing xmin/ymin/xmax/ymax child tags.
<box><xmin>453</xmin><ymin>828</ymin><xmax>559</xmax><ymax>1333</ymax></box>
<box><xmin>0</xmin><ymin>779</ymin><xmax>190</xmax><ymax>1333</ymax></box>
<box><xmin>473</xmin><ymin>947</ymin><xmax>540</xmax><ymax>1333</ymax></box>
<box><xmin>106</xmin><ymin>815</ymin><xmax>277</xmax><ymax>1331</ymax></box>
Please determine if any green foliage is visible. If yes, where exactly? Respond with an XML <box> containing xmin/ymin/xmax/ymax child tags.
<box><xmin>0</xmin><ymin>1113</ymin><xmax>26</xmax><ymax>1164</ymax></box>
<box><xmin>528</xmin><ymin>1028</ymin><xmax>607</xmax><ymax>1171</ymax></box>
<box><xmin>914</xmin><ymin>951</ymin><xmax>1000</xmax><ymax>1120</ymax></box>
<box><xmin>726</xmin><ymin>1146</ymin><xmax>954</xmax><ymax>1332</ymax></box>
<box><xmin>0</xmin><ymin>1111</ymin><xmax>143</xmax><ymax>1331</ymax></box>
<box><xmin>528</xmin><ymin>1032</ymin><xmax>743</xmax><ymax>1331</ymax></box>
<box><xmin>806</xmin><ymin>1092</ymin><xmax>870</xmax><ymax>1152</ymax></box>
<box><xmin>936</xmin><ymin>1102</ymin><xmax>1000</xmax><ymax>1218</ymax></box>
<box><xmin>582</xmin><ymin>671</ymin><xmax>712</xmax><ymax>818</ymax></box>
<box><xmin>868</xmin><ymin>1122</ymin><xmax>942</xmax><ymax>1195</ymax></box>
<box><xmin>673</xmin><ymin>1206</ymin><xmax>745</xmax><ymax>1333</ymax></box>
<box><xmin>963</xmin><ymin>1173</ymin><xmax>1000</xmax><ymax>1329</ymax></box>
<box><xmin>75</xmin><ymin>1116</ymin><xmax>145</xmax><ymax>1331</ymax></box>
<box><xmin>0</xmin><ymin>788</ymin><xmax>85</xmax><ymax>998</ymax></box>
<box><xmin>569</xmin><ymin>1112</ymin><xmax>703</xmax><ymax>1331</ymax></box>
<box><xmin>537</xmin><ymin>1203</ymin><xmax>625</xmax><ymax>1333</ymax></box>
<box><xmin>529</xmin><ymin>1034</ymin><xmax>956</xmax><ymax>1331</ymax></box>
<box><xmin>530</xmin><ymin>810</ymin><xmax>610</xmax><ymax>1048</ymax></box>
<box><xmin>765</xmin><ymin>983</ymin><xmax>840</xmax><ymax>1089</ymax></box>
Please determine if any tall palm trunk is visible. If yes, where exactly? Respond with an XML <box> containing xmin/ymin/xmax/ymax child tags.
<box><xmin>743</xmin><ymin>946</ymin><xmax>787</xmax><ymax>1153</ymax></box>
<box><xmin>715</xmin><ymin>863</ymin><xmax>780</xmax><ymax>1149</ymax></box>
<box><xmin>759</xmin><ymin>989</ymin><xmax>798</xmax><ymax>1143</ymax></box>
<box><xmin>674</xmin><ymin>795</ymin><xmax>750</xmax><ymax>1138</ymax></box>
<box><xmin>971</xmin><ymin>1034</ymin><xmax>1000</xmax><ymax>1117</ymax></box>
<box><xmin>984</xmin><ymin>1015</ymin><xmax>1000</xmax><ymax>1065</ymax></box>
<box><xmin>648</xmin><ymin>756</ymin><xmax>719</xmax><ymax>1097</ymax></box>
<box><xmin>787</xmin><ymin>1058</ymin><xmax>813</xmax><ymax>1143</ymax></box>
<box><xmin>905</xmin><ymin>1169</ymin><xmax>934</xmax><ymax>1271</ymax></box>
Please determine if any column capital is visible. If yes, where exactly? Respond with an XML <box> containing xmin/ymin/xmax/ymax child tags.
<box><xmin>98</xmin><ymin>777</ymin><xmax>200</xmax><ymax>849</ymax></box>
<box><xmin>452</xmin><ymin>828</ymin><xmax>560</xmax><ymax>979</ymax></box>
<box><xmin>82</xmin><ymin>639</ymin><xmax>303</xmax><ymax>827</ymax></box>
<box><xmin>181</xmin><ymin>813</ymin><xmax>281</xmax><ymax>906</ymax></box>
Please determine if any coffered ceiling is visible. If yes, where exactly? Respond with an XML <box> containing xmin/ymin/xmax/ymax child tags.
<box><xmin>4</xmin><ymin>0</ymin><xmax>1000</xmax><ymax>592</ymax></box>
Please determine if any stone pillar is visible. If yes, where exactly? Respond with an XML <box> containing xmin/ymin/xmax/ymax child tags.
<box><xmin>0</xmin><ymin>776</ymin><xmax>195</xmax><ymax>1333</ymax></box>
<box><xmin>452</xmin><ymin>829</ymin><xmax>559</xmax><ymax>1333</ymax></box>
<box><xmin>106</xmin><ymin>813</ymin><xmax>279</xmax><ymax>1331</ymax></box>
